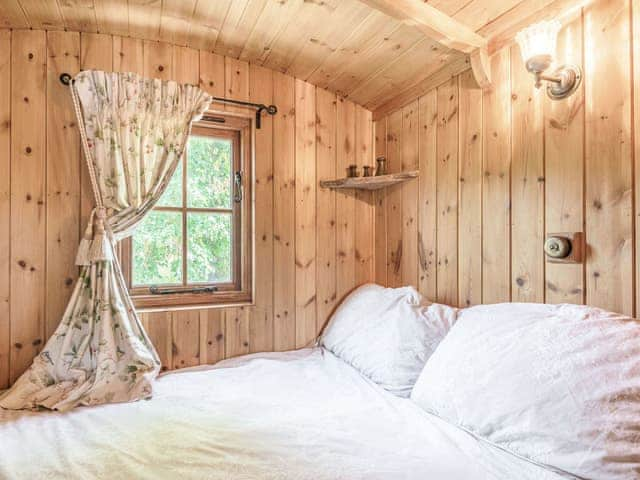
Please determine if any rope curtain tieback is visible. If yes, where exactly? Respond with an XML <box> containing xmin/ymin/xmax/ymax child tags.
<box><xmin>70</xmin><ymin>82</ymin><xmax>104</xmax><ymax>209</ymax></box>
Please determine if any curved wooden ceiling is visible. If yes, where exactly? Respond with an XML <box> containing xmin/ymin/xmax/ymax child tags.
<box><xmin>0</xmin><ymin>0</ymin><xmax>576</xmax><ymax>110</ymax></box>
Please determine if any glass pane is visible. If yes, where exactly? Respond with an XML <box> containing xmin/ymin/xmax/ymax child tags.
<box><xmin>187</xmin><ymin>212</ymin><xmax>232</xmax><ymax>283</ymax></box>
<box><xmin>187</xmin><ymin>135</ymin><xmax>232</xmax><ymax>209</ymax></box>
<box><xmin>156</xmin><ymin>160</ymin><xmax>182</xmax><ymax>207</ymax></box>
<box><xmin>132</xmin><ymin>210</ymin><xmax>183</xmax><ymax>286</ymax></box>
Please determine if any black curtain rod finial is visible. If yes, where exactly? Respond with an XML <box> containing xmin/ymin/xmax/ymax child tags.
<box><xmin>60</xmin><ymin>73</ymin><xmax>73</xmax><ymax>85</ymax></box>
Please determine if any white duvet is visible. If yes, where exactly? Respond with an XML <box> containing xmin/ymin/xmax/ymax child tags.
<box><xmin>0</xmin><ymin>348</ymin><xmax>564</xmax><ymax>480</ymax></box>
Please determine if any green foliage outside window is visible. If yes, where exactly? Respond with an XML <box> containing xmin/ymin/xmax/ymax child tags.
<box><xmin>132</xmin><ymin>135</ymin><xmax>233</xmax><ymax>287</ymax></box>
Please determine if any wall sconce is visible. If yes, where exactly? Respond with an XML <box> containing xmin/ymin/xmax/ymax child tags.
<box><xmin>515</xmin><ymin>20</ymin><xmax>582</xmax><ymax>100</ymax></box>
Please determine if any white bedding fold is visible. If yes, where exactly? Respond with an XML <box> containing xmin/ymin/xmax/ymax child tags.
<box><xmin>0</xmin><ymin>348</ymin><xmax>565</xmax><ymax>480</ymax></box>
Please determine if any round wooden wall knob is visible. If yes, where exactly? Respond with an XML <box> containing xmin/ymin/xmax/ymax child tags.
<box><xmin>544</xmin><ymin>236</ymin><xmax>572</xmax><ymax>259</ymax></box>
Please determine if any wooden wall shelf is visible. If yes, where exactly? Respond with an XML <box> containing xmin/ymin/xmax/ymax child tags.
<box><xmin>320</xmin><ymin>171</ymin><xmax>419</xmax><ymax>190</ymax></box>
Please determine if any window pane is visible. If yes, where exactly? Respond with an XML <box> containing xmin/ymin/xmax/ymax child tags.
<box><xmin>132</xmin><ymin>210</ymin><xmax>183</xmax><ymax>286</ymax></box>
<box><xmin>187</xmin><ymin>135</ymin><xmax>232</xmax><ymax>209</ymax></box>
<box><xmin>187</xmin><ymin>212</ymin><xmax>232</xmax><ymax>283</ymax></box>
<box><xmin>156</xmin><ymin>160</ymin><xmax>182</xmax><ymax>207</ymax></box>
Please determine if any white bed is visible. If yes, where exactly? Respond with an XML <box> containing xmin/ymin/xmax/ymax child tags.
<box><xmin>0</xmin><ymin>348</ymin><xmax>565</xmax><ymax>480</ymax></box>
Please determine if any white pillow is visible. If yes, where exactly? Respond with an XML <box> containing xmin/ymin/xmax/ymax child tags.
<box><xmin>320</xmin><ymin>283</ymin><xmax>458</xmax><ymax>397</ymax></box>
<box><xmin>411</xmin><ymin>302</ymin><xmax>640</xmax><ymax>479</ymax></box>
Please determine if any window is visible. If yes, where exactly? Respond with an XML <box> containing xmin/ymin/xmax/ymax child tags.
<box><xmin>122</xmin><ymin>114</ymin><xmax>253</xmax><ymax>309</ymax></box>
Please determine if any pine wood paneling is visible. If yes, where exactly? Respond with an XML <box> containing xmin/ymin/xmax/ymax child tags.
<box><xmin>224</xmin><ymin>57</ymin><xmax>249</xmax><ymax>114</ymax></box>
<box><xmin>10</xmin><ymin>30</ymin><xmax>46</xmax><ymax>383</ymax></box>
<box><xmin>294</xmin><ymin>79</ymin><xmax>316</xmax><ymax>348</ymax></box>
<box><xmin>172</xmin><ymin>45</ymin><xmax>198</xmax><ymax>84</ymax></box>
<box><xmin>436</xmin><ymin>79</ymin><xmax>458</xmax><ymax>305</ymax></box>
<box><xmin>143</xmin><ymin>40</ymin><xmax>172</xmax><ymax>81</ymax></box>
<box><xmin>510</xmin><ymin>43</ymin><xmax>545</xmax><ymax>303</ymax></box>
<box><xmin>272</xmin><ymin>71</ymin><xmax>296</xmax><ymax>351</ymax></box>
<box><xmin>45</xmin><ymin>31</ymin><xmax>80</xmax><ymax>340</ymax></box>
<box><xmin>336</xmin><ymin>98</ymin><xmax>357</xmax><ymax>300</ymax></box>
<box><xmin>457</xmin><ymin>70</ymin><xmax>482</xmax><ymax>307</ymax></box>
<box><xmin>225</xmin><ymin>306</ymin><xmax>250</xmax><ymax>358</ymax></box>
<box><xmin>4</xmin><ymin>0</ymin><xmax>602</xmax><ymax>113</ymax></box>
<box><xmin>373</xmin><ymin>117</ymin><xmax>388</xmax><ymax>286</ymax></box>
<box><xmin>633</xmin><ymin>0</ymin><xmax>640</xmax><ymax>313</ymax></box>
<box><xmin>374</xmin><ymin>0</ymin><xmax>639</xmax><ymax>319</ymax></box>
<box><xmin>401</xmin><ymin>101</ymin><xmax>419</xmax><ymax>289</ymax></box>
<box><xmin>0</xmin><ymin>31</ymin><xmax>373</xmax><ymax>383</ymax></box>
<box><xmin>249</xmin><ymin>64</ymin><xmax>274</xmax><ymax>354</ymax></box>
<box><xmin>417</xmin><ymin>90</ymin><xmax>437</xmax><ymax>300</ymax></box>
<box><xmin>354</xmin><ymin>105</ymin><xmax>374</xmax><ymax>286</ymax></box>
<box><xmin>141</xmin><ymin>311</ymin><xmax>172</xmax><ymax>372</ymax></box>
<box><xmin>199</xmin><ymin>308</ymin><xmax>225</xmax><ymax>364</ymax></box>
<box><xmin>544</xmin><ymin>16</ymin><xmax>584</xmax><ymax>304</ymax></box>
<box><xmin>199</xmin><ymin>51</ymin><xmax>225</xmax><ymax>98</ymax></box>
<box><xmin>316</xmin><ymin>88</ymin><xmax>338</xmax><ymax>334</ymax></box>
<box><xmin>113</xmin><ymin>36</ymin><xmax>143</xmax><ymax>73</ymax></box>
<box><xmin>584</xmin><ymin>0</ymin><xmax>633</xmax><ymax>316</ymax></box>
<box><xmin>0</xmin><ymin>30</ymin><xmax>10</xmax><ymax>389</ymax></box>
<box><xmin>481</xmin><ymin>48</ymin><xmax>511</xmax><ymax>304</ymax></box>
<box><xmin>385</xmin><ymin>109</ymin><xmax>403</xmax><ymax>287</ymax></box>
<box><xmin>171</xmin><ymin>310</ymin><xmax>200</xmax><ymax>369</ymax></box>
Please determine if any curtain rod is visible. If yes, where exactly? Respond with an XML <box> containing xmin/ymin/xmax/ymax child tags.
<box><xmin>59</xmin><ymin>73</ymin><xmax>278</xmax><ymax>129</ymax></box>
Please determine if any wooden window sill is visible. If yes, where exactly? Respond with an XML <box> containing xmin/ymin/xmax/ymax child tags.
<box><xmin>133</xmin><ymin>291</ymin><xmax>253</xmax><ymax>312</ymax></box>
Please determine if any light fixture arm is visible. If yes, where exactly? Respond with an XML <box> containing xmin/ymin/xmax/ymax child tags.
<box><xmin>530</xmin><ymin>65</ymin><xmax>582</xmax><ymax>99</ymax></box>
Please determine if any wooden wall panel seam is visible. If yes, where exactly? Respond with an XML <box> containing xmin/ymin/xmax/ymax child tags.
<box><xmin>0</xmin><ymin>30</ymin><xmax>11</xmax><ymax>388</ymax></box>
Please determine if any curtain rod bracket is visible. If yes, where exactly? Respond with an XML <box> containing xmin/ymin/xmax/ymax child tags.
<box><xmin>210</xmin><ymin>96</ymin><xmax>277</xmax><ymax>129</ymax></box>
<box><xmin>60</xmin><ymin>73</ymin><xmax>73</xmax><ymax>86</ymax></box>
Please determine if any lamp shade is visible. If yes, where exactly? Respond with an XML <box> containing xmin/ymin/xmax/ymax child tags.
<box><xmin>515</xmin><ymin>20</ymin><xmax>561</xmax><ymax>72</ymax></box>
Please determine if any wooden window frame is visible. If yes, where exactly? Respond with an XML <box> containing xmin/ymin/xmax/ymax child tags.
<box><xmin>120</xmin><ymin>112</ymin><xmax>254</xmax><ymax>311</ymax></box>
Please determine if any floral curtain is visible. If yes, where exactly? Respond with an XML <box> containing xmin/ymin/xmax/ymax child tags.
<box><xmin>0</xmin><ymin>71</ymin><xmax>211</xmax><ymax>411</ymax></box>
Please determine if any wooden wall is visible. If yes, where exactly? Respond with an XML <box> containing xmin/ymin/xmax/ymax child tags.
<box><xmin>374</xmin><ymin>0</ymin><xmax>640</xmax><ymax>315</ymax></box>
<box><xmin>0</xmin><ymin>29</ymin><xmax>374</xmax><ymax>388</ymax></box>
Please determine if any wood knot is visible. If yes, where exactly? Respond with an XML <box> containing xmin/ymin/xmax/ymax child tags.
<box><xmin>14</xmin><ymin>342</ymin><xmax>22</xmax><ymax>349</ymax></box>
<box><xmin>32</xmin><ymin>338</ymin><xmax>42</xmax><ymax>346</ymax></box>
<box><xmin>28</xmin><ymin>53</ymin><xmax>33</xmax><ymax>60</ymax></box>
<box><xmin>25</xmin><ymin>146</ymin><xmax>32</xmax><ymax>154</ymax></box>
<box><xmin>65</xmin><ymin>277</ymin><xmax>73</xmax><ymax>286</ymax></box>
<box><xmin>158</xmin><ymin>65</ymin><xmax>164</xmax><ymax>72</ymax></box>
<box><xmin>17</xmin><ymin>260</ymin><xmax>27</xmax><ymax>268</ymax></box>
<box><xmin>216</xmin><ymin>333</ymin><xmax>223</xmax><ymax>341</ymax></box>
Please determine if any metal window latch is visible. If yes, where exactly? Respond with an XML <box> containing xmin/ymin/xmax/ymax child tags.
<box><xmin>234</xmin><ymin>171</ymin><xmax>243</xmax><ymax>203</ymax></box>
<box><xmin>149</xmin><ymin>285</ymin><xmax>218</xmax><ymax>295</ymax></box>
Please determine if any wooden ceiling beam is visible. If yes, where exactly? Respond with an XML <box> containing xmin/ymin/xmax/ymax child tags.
<box><xmin>358</xmin><ymin>0</ymin><xmax>491</xmax><ymax>88</ymax></box>
<box><xmin>358</xmin><ymin>0</ymin><xmax>485</xmax><ymax>53</ymax></box>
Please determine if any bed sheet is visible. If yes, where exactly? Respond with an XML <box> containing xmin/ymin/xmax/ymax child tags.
<box><xmin>0</xmin><ymin>348</ymin><xmax>566</xmax><ymax>480</ymax></box>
